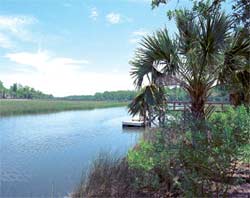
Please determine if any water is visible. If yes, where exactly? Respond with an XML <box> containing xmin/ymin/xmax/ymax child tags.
<box><xmin>0</xmin><ymin>107</ymin><xmax>142</xmax><ymax>197</ymax></box>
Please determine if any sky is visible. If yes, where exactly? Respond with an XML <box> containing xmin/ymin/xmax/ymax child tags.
<box><xmin>0</xmin><ymin>0</ymin><xmax>230</xmax><ymax>96</ymax></box>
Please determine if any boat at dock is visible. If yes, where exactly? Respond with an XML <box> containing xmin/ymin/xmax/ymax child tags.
<box><xmin>122</xmin><ymin>120</ymin><xmax>145</xmax><ymax>127</ymax></box>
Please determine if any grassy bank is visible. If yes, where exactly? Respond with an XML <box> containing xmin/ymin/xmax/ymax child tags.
<box><xmin>73</xmin><ymin>106</ymin><xmax>250</xmax><ymax>197</ymax></box>
<box><xmin>0</xmin><ymin>99</ymin><xmax>128</xmax><ymax>116</ymax></box>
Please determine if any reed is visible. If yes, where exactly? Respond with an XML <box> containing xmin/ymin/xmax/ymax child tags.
<box><xmin>0</xmin><ymin>99</ymin><xmax>127</xmax><ymax>116</ymax></box>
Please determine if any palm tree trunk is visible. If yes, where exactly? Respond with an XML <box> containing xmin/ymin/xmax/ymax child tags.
<box><xmin>148</xmin><ymin>108</ymin><xmax>152</xmax><ymax>127</ymax></box>
<box><xmin>190</xmin><ymin>97</ymin><xmax>205</xmax><ymax>120</ymax></box>
<box><xmin>187</xmin><ymin>84</ymin><xmax>207</xmax><ymax>147</ymax></box>
<box><xmin>188</xmin><ymin>83</ymin><xmax>206</xmax><ymax>121</ymax></box>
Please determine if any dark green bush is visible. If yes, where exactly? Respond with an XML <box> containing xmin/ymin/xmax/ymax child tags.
<box><xmin>128</xmin><ymin>131</ymin><xmax>176</xmax><ymax>190</ymax></box>
<box><xmin>127</xmin><ymin>130</ymin><xmax>182</xmax><ymax>195</ymax></box>
<box><xmin>127</xmin><ymin>106</ymin><xmax>250</xmax><ymax>197</ymax></box>
<box><xmin>178</xmin><ymin>106</ymin><xmax>250</xmax><ymax>196</ymax></box>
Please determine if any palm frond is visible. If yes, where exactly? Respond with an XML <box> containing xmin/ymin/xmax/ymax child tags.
<box><xmin>130</xmin><ymin>28</ymin><xmax>179</xmax><ymax>88</ymax></box>
<box><xmin>128</xmin><ymin>84</ymin><xmax>166</xmax><ymax>117</ymax></box>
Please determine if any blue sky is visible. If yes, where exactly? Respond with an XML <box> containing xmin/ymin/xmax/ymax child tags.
<box><xmin>0</xmin><ymin>0</ymin><xmax>231</xmax><ymax>96</ymax></box>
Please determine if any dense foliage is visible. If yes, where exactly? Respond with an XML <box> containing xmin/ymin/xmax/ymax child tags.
<box><xmin>128</xmin><ymin>132</ymin><xmax>172</xmax><ymax>190</ymax></box>
<box><xmin>152</xmin><ymin>0</ymin><xmax>250</xmax><ymax>29</ymax></box>
<box><xmin>125</xmin><ymin>1</ymin><xmax>250</xmax><ymax>196</ymax></box>
<box><xmin>178</xmin><ymin>106</ymin><xmax>250</xmax><ymax>196</ymax></box>
<box><xmin>0</xmin><ymin>81</ymin><xmax>53</xmax><ymax>99</ymax></box>
<box><xmin>127</xmin><ymin>106</ymin><xmax>250</xmax><ymax>196</ymax></box>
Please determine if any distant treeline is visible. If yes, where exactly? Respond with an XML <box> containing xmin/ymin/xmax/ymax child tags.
<box><xmin>62</xmin><ymin>90</ymin><xmax>137</xmax><ymax>101</ymax></box>
<box><xmin>0</xmin><ymin>81</ymin><xmax>53</xmax><ymax>99</ymax></box>
<box><xmin>0</xmin><ymin>80</ymin><xmax>228</xmax><ymax>102</ymax></box>
<box><xmin>63</xmin><ymin>87</ymin><xmax>228</xmax><ymax>102</ymax></box>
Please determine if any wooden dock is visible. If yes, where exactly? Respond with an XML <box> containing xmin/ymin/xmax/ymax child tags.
<box><xmin>122</xmin><ymin>101</ymin><xmax>230</xmax><ymax>127</ymax></box>
<box><xmin>167</xmin><ymin>101</ymin><xmax>230</xmax><ymax>112</ymax></box>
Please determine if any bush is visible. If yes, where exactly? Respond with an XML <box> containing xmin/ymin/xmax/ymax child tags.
<box><xmin>127</xmin><ymin>131</ymin><xmax>179</xmax><ymax>193</ymax></box>
<box><xmin>177</xmin><ymin>106</ymin><xmax>250</xmax><ymax>196</ymax></box>
<box><xmin>127</xmin><ymin>106</ymin><xmax>250</xmax><ymax>197</ymax></box>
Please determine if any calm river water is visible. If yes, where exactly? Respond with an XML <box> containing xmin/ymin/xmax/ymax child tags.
<box><xmin>0</xmin><ymin>107</ymin><xmax>141</xmax><ymax>197</ymax></box>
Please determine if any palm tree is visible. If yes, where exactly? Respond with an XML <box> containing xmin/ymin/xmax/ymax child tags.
<box><xmin>220</xmin><ymin>29</ymin><xmax>250</xmax><ymax>106</ymax></box>
<box><xmin>130</xmin><ymin>7</ymin><xmax>236</xmax><ymax>121</ymax></box>
<box><xmin>130</xmin><ymin>28</ymin><xmax>178</xmax><ymax>88</ymax></box>
<box><xmin>128</xmin><ymin>84</ymin><xmax>166</xmax><ymax>126</ymax></box>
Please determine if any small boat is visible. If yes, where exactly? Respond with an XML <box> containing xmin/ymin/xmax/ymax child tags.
<box><xmin>122</xmin><ymin>120</ymin><xmax>145</xmax><ymax>127</ymax></box>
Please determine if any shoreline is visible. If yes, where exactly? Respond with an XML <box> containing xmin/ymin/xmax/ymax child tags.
<box><xmin>0</xmin><ymin>99</ymin><xmax>128</xmax><ymax>117</ymax></box>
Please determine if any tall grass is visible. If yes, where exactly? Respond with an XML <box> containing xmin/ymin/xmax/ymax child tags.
<box><xmin>0</xmin><ymin>99</ymin><xmax>128</xmax><ymax>116</ymax></box>
<box><xmin>72</xmin><ymin>153</ymin><xmax>147</xmax><ymax>198</ymax></box>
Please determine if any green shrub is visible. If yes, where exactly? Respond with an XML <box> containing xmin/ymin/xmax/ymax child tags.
<box><xmin>241</xmin><ymin>144</ymin><xmax>250</xmax><ymax>163</ymax></box>
<box><xmin>177</xmin><ymin>106</ymin><xmax>250</xmax><ymax>196</ymax></box>
<box><xmin>127</xmin><ymin>131</ymin><xmax>173</xmax><ymax>190</ymax></box>
<box><xmin>128</xmin><ymin>140</ymin><xmax>156</xmax><ymax>171</ymax></box>
<box><xmin>127</xmin><ymin>106</ymin><xmax>249</xmax><ymax>196</ymax></box>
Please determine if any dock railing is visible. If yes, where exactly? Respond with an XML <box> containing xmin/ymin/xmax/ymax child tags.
<box><xmin>167</xmin><ymin>101</ymin><xmax>231</xmax><ymax>112</ymax></box>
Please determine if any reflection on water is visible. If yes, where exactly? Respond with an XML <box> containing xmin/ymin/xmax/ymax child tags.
<box><xmin>0</xmin><ymin>107</ymin><xmax>141</xmax><ymax>197</ymax></box>
<box><xmin>122</xmin><ymin>127</ymin><xmax>145</xmax><ymax>133</ymax></box>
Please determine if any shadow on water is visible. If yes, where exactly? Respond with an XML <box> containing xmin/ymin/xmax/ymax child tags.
<box><xmin>122</xmin><ymin>127</ymin><xmax>145</xmax><ymax>134</ymax></box>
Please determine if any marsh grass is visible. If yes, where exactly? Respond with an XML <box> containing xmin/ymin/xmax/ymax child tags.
<box><xmin>72</xmin><ymin>153</ymin><xmax>136</xmax><ymax>198</ymax></box>
<box><xmin>0</xmin><ymin>99</ymin><xmax>128</xmax><ymax>116</ymax></box>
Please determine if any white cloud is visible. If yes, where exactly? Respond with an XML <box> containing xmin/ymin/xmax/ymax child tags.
<box><xmin>0</xmin><ymin>15</ymin><xmax>38</xmax><ymax>47</ymax></box>
<box><xmin>0</xmin><ymin>15</ymin><xmax>37</xmax><ymax>34</ymax></box>
<box><xmin>0</xmin><ymin>32</ymin><xmax>13</xmax><ymax>48</ymax></box>
<box><xmin>106</xmin><ymin>12</ymin><xmax>121</xmax><ymax>24</ymax></box>
<box><xmin>129</xmin><ymin>29</ymin><xmax>148</xmax><ymax>44</ymax></box>
<box><xmin>90</xmin><ymin>7</ymin><xmax>99</xmax><ymax>20</ymax></box>
<box><xmin>132</xmin><ymin>30</ymin><xmax>148</xmax><ymax>37</ymax></box>
<box><xmin>5</xmin><ymin>50</ymin><xmax>89</xmax><ymax>73</ymax></box>
<box><xmin>2</xmin><ymin>50</ymin><xmax>133</xmax><ymax>96</ymax></box>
